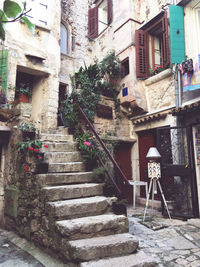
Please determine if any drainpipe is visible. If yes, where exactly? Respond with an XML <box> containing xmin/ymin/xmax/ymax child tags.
<box><xmin>174</xmin><ymin>66</ymin><xmax>182</xmax><ymax>126</ymax></box>
<box><xmin>178</xmin><ymin>69</ymin><xmax>182</xmax><ymax>108</ymax></box>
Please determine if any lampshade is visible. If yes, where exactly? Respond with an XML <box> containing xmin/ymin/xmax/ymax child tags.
<box><xmin>146</xmin><ymin>147</ymin><xmax>161</xmax><ymax>159</ymax></box>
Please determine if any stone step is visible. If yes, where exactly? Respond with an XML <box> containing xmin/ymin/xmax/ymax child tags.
<box><xmin>80</xmin><ymin>251</ymin><xmax>156</xmax><ymax>267</ymax></box>
<box><xmin>46</xmin><ymin>196</ymin><xmax>116</xmax><ymax>219</ymax></box>
<box><xmin>47</xmin><ymin>126</ymin><xmax>69</xmax><ymax>135</ymax></box>
<box><xmin>48</xmin><ymin>162</ymin><xmax>85</xmax><ymax>173</ymax></box>
<box><xmin>43</xmin><ymin>142</ymin><xmax>77</xmax><ymax>152</ymax></box>
<box><xmin>35</xmin><ymin>172</ymin><xmax>93</xmax><ymax>186</ymax></box>
<box><xmin>45</xmin><ymin>151</ymin><xmax>81</xmax><ymax>163</ymax></box>
<box><xmin>63</xmin><ymin>233</ymin><xmax>138</xmax><ymax>262</ymax></box>
<box><xmin>39</xmin><ymin>133</ymin><xmax>73</xmax><ymax>142</ymax></box>
<box><xmin>56</xmin><ymin>214</ymin><xmax>129</xmax><ymax>240</ymax></box>
<box><xmin>41</xmin><ymin>183</ymin><xmax>104</xmax><ymax>201</ymax></box>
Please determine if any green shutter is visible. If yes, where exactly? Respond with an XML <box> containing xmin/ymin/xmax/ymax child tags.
<box><xmin>169</xmin><ymin>5</ymin><xmax>185</xmax><ymax>64</ymax></box>
<box><xmin>0</xmin><ymin>50</ymin><xmax>8</xmax><ymax>94</ymax></box>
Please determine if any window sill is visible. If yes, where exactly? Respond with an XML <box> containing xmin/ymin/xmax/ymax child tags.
<box><xmin>35</xmin><ymin>25</ymin><xmax>51</xmax><ymax>33</ymax></box>
<box><xmin>61</xmin><ymin>53</ymin><xmax>74</xmax><ymax>60</ymax></box>
<box><xmin>145</xmin><ymin>68</ymin><xmax>173</xmax><ymax>86</ymax></box>
<box><xmin>20</xmin><ymin>21</ymin><xmax>51</xmax><ymax>33</ymax></box>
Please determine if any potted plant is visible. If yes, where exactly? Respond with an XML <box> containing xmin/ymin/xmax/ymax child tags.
<box><xmin>112</xmin><ymin>199</ymin><xmax>127</xmax><ymax>216</ymax></box>
<box><xmin>100</xmin><ymin>51</ymin><xmax>121</xmax><ymax>85</ymax></box>
<box><xmin>20</xmin><ymin>121</ymin><xmax>37</xmax><ymax>140</ymax></box>
<box><xmin>15</xmin><ymin>140</ymin><xmax>49</xmax><ymax>173</ymax></box>
<box><xmin>75</xmin><ymin>133</ymin><xmax>98</xmax><ymax>171</ymax></box>
<box><xmin>16</xmin><ymin>83</ymin><xmax>32</xmax><ymax>103</ymax></box>
<box><xmin>14</xmin><ymin>121</ymin><xmax>38</xmax><ymax>140</ymax></box>
<box><xmin>149</xmin><ymin>65</ymin><xmax>164</xmax><ymax>76</ymax></box>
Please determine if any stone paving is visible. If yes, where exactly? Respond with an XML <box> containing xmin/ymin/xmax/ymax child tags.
<box><xmin>128</xmin><ymin>205</ymin><xmax>200</xmax><ymax>267</ymax></box>
<box><xmin>1</xmin><ymin>206</ymin><xmax>200</xmax><ymax>266</ymax></box>
<box><xmin>0</xmin><ymin>228</ymin><xmax>64</xmax><ymax>267</ymax></box>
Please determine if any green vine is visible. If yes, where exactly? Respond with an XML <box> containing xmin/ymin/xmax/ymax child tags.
<box><xmin>61</xmin><ymin>51</ymin><xmax>121</xmax><ymax>126</ymax></box>
<box><xmin>61</xmin><ymin>51</ymin><xmax>122</xmax><ymax>169</ymax></box>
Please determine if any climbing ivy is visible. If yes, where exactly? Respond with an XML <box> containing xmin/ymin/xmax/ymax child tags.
<box><xmin>61</xmin><ymin>51</ymin><xmax>122</xmax><ymax>125</ymax></box>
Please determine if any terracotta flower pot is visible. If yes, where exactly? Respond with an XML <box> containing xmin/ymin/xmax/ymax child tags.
<box><xmin>19</xmin><ymin>93</ymin><xmax>29</xmax><ymax>103</ymax></box>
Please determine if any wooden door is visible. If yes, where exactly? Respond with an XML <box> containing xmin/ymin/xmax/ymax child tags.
<box><xmin>115</xmin><ymin>143</ymin><xmax>133</xmax><ymax>203</ymax></box>
<box><xmin>138</xmin><ymin>130</ymin><xmax>160</xmax><ymax>199</ymax></box>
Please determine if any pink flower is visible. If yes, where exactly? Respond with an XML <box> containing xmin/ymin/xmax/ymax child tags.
<box><xmin>34</xmin><ymin>149</ymin><xmax>39</xmax><ymax>152</ymax></box>
<box><xmin>28</xmin><ymin>147</ymin><xmax>34</xmax><ymax>150</ymax></box>
<box><xmin>44</xmin><ymin>145</ymin><xmax>48</xmax><ymax>148</ymax></box>
<box><xmin>84</xmin><ymin>141</ymin><xmax>91</xmax><ymax>147</ymax></box>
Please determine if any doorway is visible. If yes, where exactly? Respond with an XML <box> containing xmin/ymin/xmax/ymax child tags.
<box><xmin>114</xmin><ymin>142</ymin><xmax>133</xmax><ymax>203</ymax></box>
<box><xmin>57</xmin><ymin>83</ymin><xmax>67</xmax><ymax>126</ymax></box>
<box><xmin>138</xmin><ymin>129</ymin><xmax>160</xmax><ymax>200</ymax></box>
<box><xmin>157</xmin><ymin>126</ymin><xmax>199</xmax><ymax>218</ymax></box>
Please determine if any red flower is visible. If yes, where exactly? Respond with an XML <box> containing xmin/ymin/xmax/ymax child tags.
<box><xmin>24</xmin><ymin>165</ymin><xmax>29</xmax><ymax>172</ymax></box>
<box><xmin>34</xmin><ymin>149</ymin><xmax>39</xmax><ymax>152</ymax></box>
<box><xmin>28</xmin><ymin>147</ymin><xmax>34</xmax><ymax>150</ymax></box>
<box><xmin>44</xmin><ymin>145</ymin><xmax>48</xmax><ymax>148</ymax></box>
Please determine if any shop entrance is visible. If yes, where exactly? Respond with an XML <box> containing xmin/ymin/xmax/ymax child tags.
<box><xmin>157</xmin><ymin>126</ymin><xmax>199</xmax><ymax>218</ymax></box>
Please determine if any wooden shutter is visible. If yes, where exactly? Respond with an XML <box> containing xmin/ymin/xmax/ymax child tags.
<box><xmin>169</xmin><ymin>5</ymin><xmax>185</xmax><ymax>64</ymax></box>
<box><xmin>162</xmin><ymin>11</ymin><xmax>170</xmax><ymax>68</ymax></box>
<box><xmin>88</xmin><ymin>7</ymin><xmax>98</xmax><ymax>39</ymax></box>
<box><xmin>135</xmin><ymin>30</ymin><xmax>149</xmax><ymax>79</ymax></box>
<box><xmin>107</xmin><ymin>0</ymin><xmax>112</xmax><ymax>25</ymax></box>
<box><xmin>0</xmin><ymin>50</ymin><xmax>8</xmax><ymax>95</ymax></box>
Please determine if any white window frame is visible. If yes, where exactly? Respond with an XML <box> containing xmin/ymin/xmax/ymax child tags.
<box><xmin>98</xmin><ymin>0</ymin><xmax>108</xmax><ymax>34</ymax></box>
<box><xmin>61</xmin><ymin>24</ymin><xmax>69</xmax><ymax>55</ymax></box>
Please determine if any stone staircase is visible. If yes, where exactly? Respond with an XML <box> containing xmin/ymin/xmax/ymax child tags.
<box><xmin>36</xmin><ymin>127</ymin><xmax>156</xmax><ymax>266</ymax></box>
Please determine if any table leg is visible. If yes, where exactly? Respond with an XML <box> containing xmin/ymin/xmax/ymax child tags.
<box><xmin>133</xmin><ymin>184</ymin><xmax>136</xmax><ymax>209</ymax></box>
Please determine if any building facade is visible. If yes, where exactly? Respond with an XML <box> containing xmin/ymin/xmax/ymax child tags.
<box><xmin>1</xmin><ymin>0</ymin><xmax>200</xmax><ymax>227</ymax></box>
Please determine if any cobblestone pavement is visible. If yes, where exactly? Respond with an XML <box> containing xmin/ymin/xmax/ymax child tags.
<box><xmin>0</xmin><ymin>228</ymin><xmax>64</xmax><ymax>267</ymax></box>
<box><xmin>128</xmin><ymin>205</ymin><xmax>200</xmax><ymax>267</ymax></box>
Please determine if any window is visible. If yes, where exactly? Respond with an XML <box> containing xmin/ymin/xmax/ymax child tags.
<box><xmin>25</xmin><ymin>0</ymin><xmax>48</xmax><ymax>27</ymax></box>
<box><xmin>61</xmin><ymin>24</ymin><xmax>68</xmax><ymax>55</ymax></box>
<box><xmin>121</xmin><ymin>58</ymin><xmax>129</xmax><ymax>78</ymax></box>
<box><xmin>88</xmin><ymin>0</ymin><xmax>112</xmax><ymax>38</ymax></box>
<box><xmin>135</xmin><ymin>12</ymin><xmax>170</xmax><ymax>79</ymax></box>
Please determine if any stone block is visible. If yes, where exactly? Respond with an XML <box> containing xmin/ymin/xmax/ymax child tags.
<box><xmin>4</xmin><ymin>186</ymin><xmax>19</xmax><ymax>218</ymax></box>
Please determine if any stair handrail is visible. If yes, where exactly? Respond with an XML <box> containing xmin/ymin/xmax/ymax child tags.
<box><xmin>78</xmin><ymin>104</ymin><xmax>130</xmax><ymax>193</ymax></box>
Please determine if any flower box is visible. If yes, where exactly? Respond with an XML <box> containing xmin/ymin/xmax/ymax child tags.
<box><xmin>22</xmin><ymin>131</ymin><xmax>36</xmax><ymax>141</ymax></box>
<box><xmin>35</xmin><ymin>162</ymin><xmax>49</xmax><ymax>174</ymax></box>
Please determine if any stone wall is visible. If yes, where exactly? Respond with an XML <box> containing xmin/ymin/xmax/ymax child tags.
<box><xmin>0</xmin><ymin>0</ymin><xmax>61</xmax><ymax>224</ymax></box>
<box><xmin>61</xmin><ymin>0</ymin><xmax>91</xmax><ymax>92</ymax></box>
<box><xmin>4</xmin><ymin>1</ymin><xmax>61</xmax><ymax>131</ymax></box>
<box><xmin>144</xmin><ymin>69</ymin><xmax>175</xmax><ymax>112</ymax></box>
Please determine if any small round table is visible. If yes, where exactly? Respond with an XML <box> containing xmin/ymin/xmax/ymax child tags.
<box><xmin>129</xmin><ymin>180</ymin><xmax>148</xmax><ymax>209</ymax></box>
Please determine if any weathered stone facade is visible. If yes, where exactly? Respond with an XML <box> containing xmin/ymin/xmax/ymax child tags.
<box><xmin>0</xmin><ymin>0</ymin><xmax>61</xmax><ymax>223</ymax></box>
<box><xmin>2</xmin><ymin>0</ymin><xmax>200</xmax><ymax>259</ymax></box>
